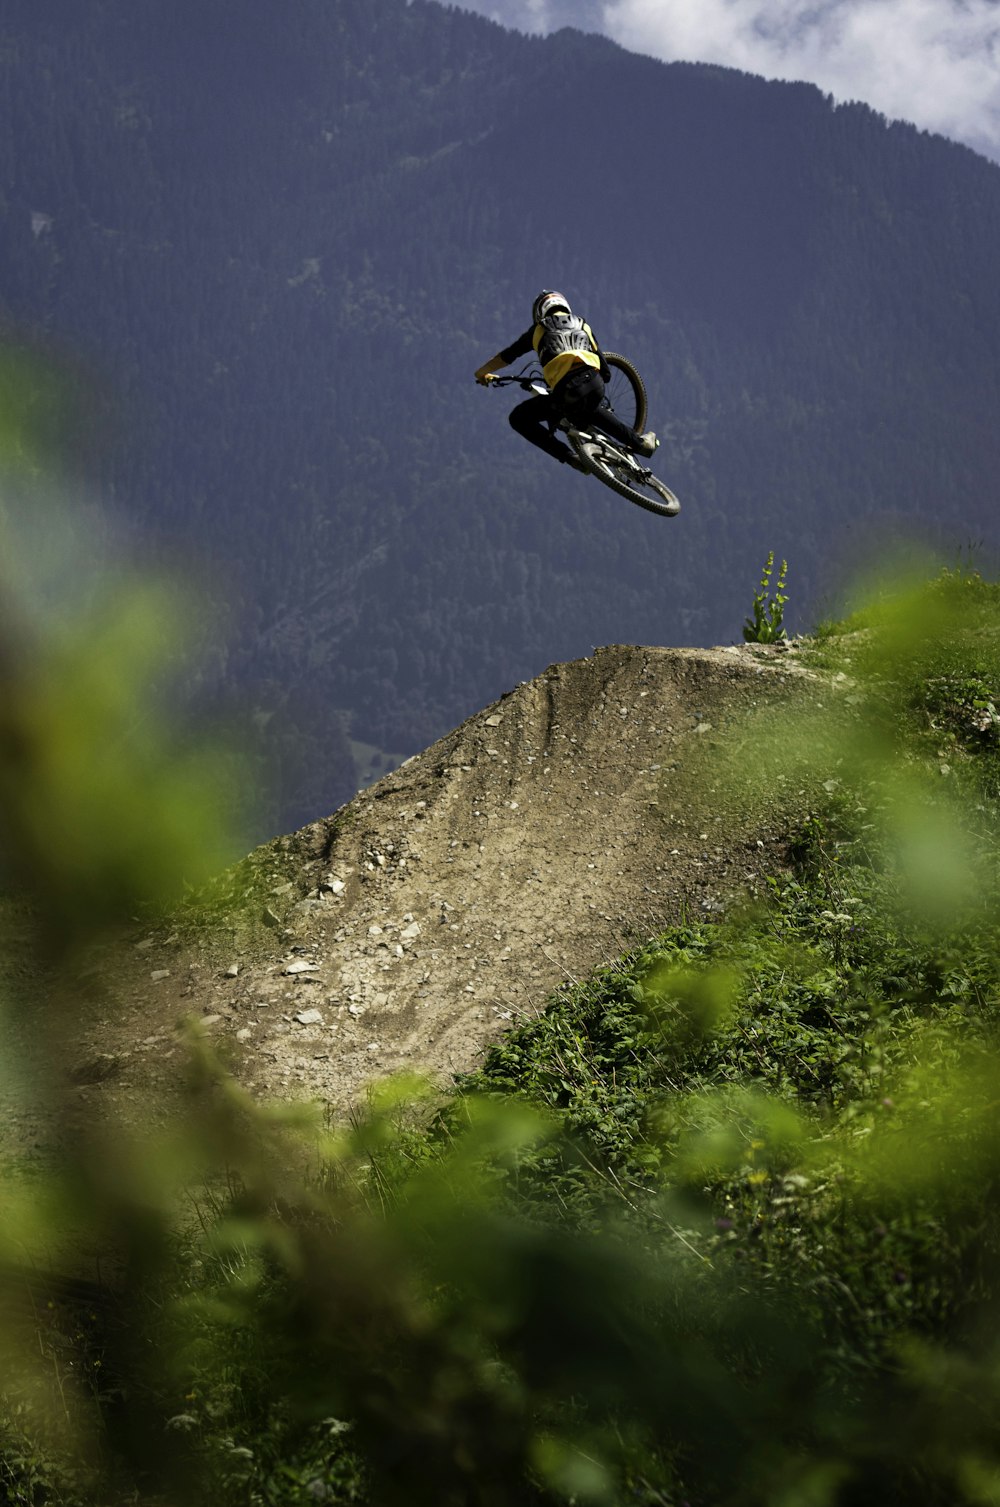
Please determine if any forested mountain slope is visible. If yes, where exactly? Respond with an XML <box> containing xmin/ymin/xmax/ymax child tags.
<box><xmin>1</xmin><ymin>0</ymin><xmax>998</xmax><ymax>836</ymax></box>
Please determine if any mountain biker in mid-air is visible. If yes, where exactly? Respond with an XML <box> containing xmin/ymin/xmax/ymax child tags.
<box><xmin>474</xmin><ymin>290</ymin><xmax>659</xmax><ymax>472</ymax></box>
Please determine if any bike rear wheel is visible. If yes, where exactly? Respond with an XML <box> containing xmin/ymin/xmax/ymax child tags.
<box><xmin>601</xmin><ymin>352</ymin><xmax>647</xmax><ymax>432</ymax></box>
<box><xmin>569</xmin><ymin>432</ymin><xmax>680</xmax><ymax>518</ymax></box>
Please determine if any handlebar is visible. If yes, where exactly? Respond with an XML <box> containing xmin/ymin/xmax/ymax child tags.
<box><xmin>480</xmin><ymin>367</ymin><xmax>547</xmax><ymax>393</ymax></box>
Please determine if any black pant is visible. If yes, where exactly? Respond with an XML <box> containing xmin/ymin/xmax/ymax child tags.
<box><xmin>508</xmin><ymin>366</ymin><xmax>641</xmax><ymax>465</ymax></box>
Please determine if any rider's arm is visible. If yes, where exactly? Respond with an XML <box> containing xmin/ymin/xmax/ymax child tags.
<box><xmin>475</xmin><ymin>327</ymin><xmax>535</xmax><ymax>384</ymax></box>
<box><xmin>474</xmin><ymin>354</ymin><xmax>508</xmax><ymax>386</ymax></box>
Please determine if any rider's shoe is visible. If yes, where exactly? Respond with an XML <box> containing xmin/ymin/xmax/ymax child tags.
<box><xmin>635</xmin><ymin>430</ymin><xmax>659</xmax><ymax>458</ymax></box>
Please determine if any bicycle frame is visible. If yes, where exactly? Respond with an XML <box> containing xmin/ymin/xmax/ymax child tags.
<box><xmin>485</xmin><ymin>363</ymin><xmax>680</xmax><ymax>518</ymax></box>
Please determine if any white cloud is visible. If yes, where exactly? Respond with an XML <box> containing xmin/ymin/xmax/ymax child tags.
<box><xmin>600</xmin><ymin>0</ymin><xmax>1000</xmax><ymax>159</ymax></box>
<box><xmin>451</xmin><ymin>0</ymin><xmax>606</xmax><ymax>32</ymax></box>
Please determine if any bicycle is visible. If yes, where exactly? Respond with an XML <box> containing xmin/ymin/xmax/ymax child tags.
<box><xmin>486</xmin><ymin>353</ymin><xmax>680</xmax><ymax>518</ymax></box>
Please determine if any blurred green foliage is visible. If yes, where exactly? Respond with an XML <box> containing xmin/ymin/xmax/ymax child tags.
<box><xmin>4</xmin><ymin>357</ymin><xmax>1000</xmax><ymax>1507</ymax></box>
<box><xmin>0</xmin><ymin>348</ymin><xmax>78</xmax><ymax>480</ymax></box>
<box><xmin>0</xmin><ymin>583</ymin><xmax>236</xmax><ymax>960</ymax></box>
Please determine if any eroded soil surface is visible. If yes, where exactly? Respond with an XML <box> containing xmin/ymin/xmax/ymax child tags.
<box><xmin>25</xmin><ymin>637</ymin><xmax>834</xmax><ymax>1141</ymax></box>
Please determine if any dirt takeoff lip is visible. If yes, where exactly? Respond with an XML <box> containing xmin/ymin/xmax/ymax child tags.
<box><xmin>38</xmin><ymin>641</ymin><xmax>815</xmax><ymax>1136</ymax></box>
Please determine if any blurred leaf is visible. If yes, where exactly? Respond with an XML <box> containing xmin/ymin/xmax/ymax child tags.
<box><xmin>642</xmin><ymin>960</ymin><xmax>740</xmax><ymax>1039</ymax></box>
<box><xmin>0</xmin><ymin>581</ymin><xmax>236</xmax><ymax>952</ymax></box>
<box><xmin>531</xmin><ymin>1435</ymin><xmax>614</xmax><ymax>1502</ymax></box>
<box><xmin>0</xmin><ymin>349</ymin><xmax>74</xmax><ymax>477</ymax></box>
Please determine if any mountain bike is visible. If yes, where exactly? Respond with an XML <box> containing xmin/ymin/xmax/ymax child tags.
<box><xmin>487</xmin><ymin>353</ymin><xmax>680</xmax><ymax>518</ymax></box>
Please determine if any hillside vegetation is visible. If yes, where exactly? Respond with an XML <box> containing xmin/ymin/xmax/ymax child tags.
<box><xmin>2</xmin><ymin>0</ymin><xmax>1000</xmax><ymax>832</ymax></box>
<box><xmin>3</xmin><ymin>562</ymin><xmax>1000</xmax><ymax>1506</ymax></box>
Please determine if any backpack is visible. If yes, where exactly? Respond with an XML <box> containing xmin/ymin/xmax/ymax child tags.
<box><xmin>534</xmin><ymin>312</ymin><xmax>595</xmax><ymax>368</ymax></box>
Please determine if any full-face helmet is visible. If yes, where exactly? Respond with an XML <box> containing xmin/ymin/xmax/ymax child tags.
<box><xmin>532</xmin><ymin>290</ymin><xmax>571</xmax><ymax>325</ymax></box>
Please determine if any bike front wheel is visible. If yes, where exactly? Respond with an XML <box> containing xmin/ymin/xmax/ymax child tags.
<box><xmin>601</xmin><ymin>352</ymin><xmax>647</xmax><ymax>432</ymax></box>
<box><xmin>569</xmin><ymin>433</ymin><xmax>680</xmax><ymax>519</ymax></box>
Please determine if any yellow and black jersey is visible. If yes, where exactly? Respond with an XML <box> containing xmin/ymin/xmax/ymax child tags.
<box><xmin>500</xmin><ymin>314</ymin><xmax>606</xmax><ymax>391</ymax></box>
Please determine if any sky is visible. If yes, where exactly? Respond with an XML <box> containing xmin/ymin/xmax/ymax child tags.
<box><xmin>451</xmin><ymin>0</ymin><xmax>1000</xmax><ymax>163</ymax></box>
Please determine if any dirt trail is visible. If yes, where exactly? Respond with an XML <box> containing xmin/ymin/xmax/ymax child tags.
<box><xmin>54</xmin><ymin>639</ymin><xmax>823</xmax><ymax>1126</ymax></box>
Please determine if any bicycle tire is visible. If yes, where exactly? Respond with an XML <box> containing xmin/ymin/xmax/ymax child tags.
<box><xmin>568</xmin><ymin>431</ymin><xmax>680</xmax><ymax>518</ymax></box>
<box><xmin>601</xmin><ymin>352</ymin><xmax>647</xmax><ymax>432</ymax></box>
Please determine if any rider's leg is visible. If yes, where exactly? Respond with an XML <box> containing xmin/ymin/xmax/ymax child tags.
<box><xmin>589</xmin><ymin>401</ymin><xmax>647</xmax><ymax>451</ymax></box>
<box><xmin>508</xmin><ymin>395</ymin><xmax>579</xmax><ymax>465</ymax></box>
<box><xmin>556</xmin><ymin>368</ymin><xmax>656</xmax><ymax>454</ymax></box>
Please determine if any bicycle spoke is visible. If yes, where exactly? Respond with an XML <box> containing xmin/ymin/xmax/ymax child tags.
<box><xmin>601</xmin><ymin>354</ymin><xmax>646</xmax><ymax>432</ymax></box>
<box><xmin>604</xmin><ymin>369</ymin><xmax>636</xmax><ymax>422</ymax></box>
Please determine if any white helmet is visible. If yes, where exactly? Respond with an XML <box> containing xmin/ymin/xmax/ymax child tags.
<box><xmin>532</xmin><ymin>290</ymin><xmax>571</xmax><ymax>324</ymax></box>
